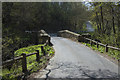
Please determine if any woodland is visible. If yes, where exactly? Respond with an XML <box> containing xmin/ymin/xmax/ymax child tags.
<box><xmin>2</xmin><ymin>2</ymin><xmax>120</xmax><ymax>61</ymax></box>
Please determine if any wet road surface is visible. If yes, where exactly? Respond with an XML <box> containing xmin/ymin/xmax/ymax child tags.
<box><xmin>34</xmin><ymin>37</ymin><xmax>119</xmax><ymax>79</ymax></box>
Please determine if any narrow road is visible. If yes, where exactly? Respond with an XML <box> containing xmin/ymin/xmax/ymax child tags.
<box><xmin>34</xmin><ymin>37</ymin><xmax>119</xmax><ymax>78</ymax></box>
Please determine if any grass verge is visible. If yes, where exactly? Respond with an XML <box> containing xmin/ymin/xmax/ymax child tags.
<box><xmin>2</xmin><ymin>44</ymin><xmax>55</xmax><ymax>80</ymax></box>
<box><xmin>81</xmin><ymin>42</ymin><xmax>120</xmax><ymax>60</ymax></box>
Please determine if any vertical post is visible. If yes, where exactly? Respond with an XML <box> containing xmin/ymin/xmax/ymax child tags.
<box><xmin>41</xmin><ymin>46</ymin><xmax>46</xmax><ymax>56</ymax></box>
<box><xmin>90</xmin><ymin>39</ymin><xmax>92</xmax><ymax>46</ymax></box>
<box><xmin>105</xmin><ymin>44</ymin><xmax>108</xmax><ymax>52</ymax></box>
<box><xmin>96</xmin><ymin>41</ymin><xmax>99</xmax><ymax>48</ymax></box>
<box><xmin>48</xmin><ymin>36</ymin><xmax>53</xmax><ymax>46</ymax></box>
<box><xmin>36</xmin><ymin>50</ymin><xmax>40</xmax><ymax>62</ymax></box>
<box><xmin>21</xmin><ymin>53</ymin><xmax>27</xmax><ymax>73</ymax></box>
<box><xmin>47</xmin><ymin>36</ymin><xmax>50</xmax><ymax>46</ymax></box>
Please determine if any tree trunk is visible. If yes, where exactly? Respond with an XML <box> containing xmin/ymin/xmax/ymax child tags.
<box><xmin>118</xmin><ymin>7</ymin><xmax>120</xmax><ymax>31</ymax></box>
<box><xmin>100</xmin><ymin>6</ymin><xmax>104</xmax><ymax>33</ymax></box>
<box><xmin>96</xmin><ymin>12</ymin><xmax>100</xmax><ymax>31</ymax></box>
<box><xmin>118</xmin><ymin>18</ymin><xmax>120</xmax><ymax>31</ymax></box>
<box><xmin>105</xmin><ymin>20</ymin><xmax>108</xmax><ymax>34</ymax></box>
<box><xmin>111</xmin><ymin>6</ymin><xmax>116</xmax><ymax>34</ymax></box>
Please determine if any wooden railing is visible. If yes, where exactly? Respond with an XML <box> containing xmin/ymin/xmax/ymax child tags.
<box><xmin>58</xmin><ymin>30</ymin><xmax>120</xmax><ymax>53</ymax></box>
<box><xmin>2</xmin><ymin>40</ymin><xmax>50</xmax><ymax>73</ymax></box>
<box><xmin>82</xmin><ymin>37</ymin><xmax>120</xmax><ymax>52</ymax></box>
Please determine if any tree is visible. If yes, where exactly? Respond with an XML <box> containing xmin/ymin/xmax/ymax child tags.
<box><xmin>89</xmin><ymin>2</ymin><xmax>120</xmax><ymax>47</ymax></box>
<box><xmin>2</xmin><ymin>2</ymin><xmax>89</xmax><ymax>61</ymax></box>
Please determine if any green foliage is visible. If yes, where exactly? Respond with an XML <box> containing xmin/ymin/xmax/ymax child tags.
<box><xmin>82</xmin><ymin>42</ymin><xmax>120</xmax><ymax>60</ymax></box>
<box><xmin>3</xmin><ymin>2</ymin><xmax>89</xmax><ymax>33</ymax></box>
<box><xmin>89</xmin><ymin>2</ymin><xmax>120</xmax><ymax>48</ymax></box>
<box><xmin>14</xmin><ymin>44</ymin><xmax>43</xmax><ymax>56</ymax></box>
<box><xmin>2</xmin><ymin>44</ymin><xmax>55</xmax><ymax>80</ymax></box>
<box><xmin>2</xmin><ymin>2</ymin><xmax>89</xmax><ymax>61</ymax></box>
<box><xmin>81</xmin><ymin>23</ymin><xmax>88</xmax><ymax>31</ymax></box>
<box><xmin>108</xmin><ymin>49</ymin><xmax>120</xmax><ymax>60</ymax></box>
<box><xmin>2</xmin><ymin>64</ymin><xmax>22</xmax><ymax>80</ymax></box>
<box><xmin>44</xmin><ymin>45</ymin><xmax>55</xmax><ymax>56</ymax></box>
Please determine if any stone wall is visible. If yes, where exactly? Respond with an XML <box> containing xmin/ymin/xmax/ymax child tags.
<box><xmin>38</xmin><ymin>30</ymin><xmax>53</xmax><ymax>46</ymax></box>
<box><xmin>58</xmin><ymin>30</ymin><xmax>80</xmax><ymax>42</ymax></box>
<box><xmin>58</xmin><ymin>30</ymin><xmax>91</xmax><ymax>42</ymax></box>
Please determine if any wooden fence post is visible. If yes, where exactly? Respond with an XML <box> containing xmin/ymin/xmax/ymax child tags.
<box><xmin>96</xmin><ymin>41</ymin><xmax>99</xmax><ymax>48</ymax></box>
<box><xmin>105</xmin><ymin>44</ymin><xmax>108</xmax><ymax>52</ymax></box>
<box><xmin>48</xmin><ymin>37</ymin><xmax>50</xmax><ymax>46</ymax></box>
<box><xmin>90</xmin><ymin>39</ymin><xmax>92</xmax><ymax>46</ymax></box>
<box><xmin>36</xmin><ymin>50</ymin><xmax>40</xmax><ymax>62</ymax></box>
<box><xmin>21</xmin><ymin>53</ymin><xmax>27</xmax><ymax>73</ymax></box>
<box><xmin>48</xmin><ymin>36</ymin><xmax>53</xmax><ymax>46</ymax></box>
<box><xmin>41</xmin><ymin>46</ymin><xmax>46</xmax><ymax>56</ymax></box>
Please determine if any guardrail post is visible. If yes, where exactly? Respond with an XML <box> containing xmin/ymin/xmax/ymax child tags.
<box><xmin>105</xmin><ymin>44</ymin><xmax>108</xmax><ymax>52</ymax></box>
<box><xmin>21</xmin><ymin>53</ymin><xmax>27</xmax><ymax>73</ymax></box>
<box><xmin>36</xmin><ymin>50</ymin><xmax>40</xmax><ymax>62</ymax></box>
<box><xmin>41</xmin><ymin>46</ymin><xmax>46</xmax><ymax>56</ymax></box>
<box><xmin>96</xmin><ymin>41</ymin><xmax>99</xmax><ymax>48</ymax></box>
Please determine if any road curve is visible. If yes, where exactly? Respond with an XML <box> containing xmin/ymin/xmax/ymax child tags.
<box><xmin>34</xmin><ymin>37</ymin><xmax>119</xmax><ymax>78</ymax></box>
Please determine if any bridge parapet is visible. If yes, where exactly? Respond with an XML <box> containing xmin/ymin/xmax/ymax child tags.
<box><xmin>58</xmin><ymin>30</ymin><xmax>91</xmax><ymax>42</ymax></box>
<box><xmin>38</xmin><ymin>30</ymin><xmax>53</xmax><ymax>46</ymax></box>
<box><xmin>58</xmin><ymin>30</ymin><xmax>120</xmax><ymax>56</ymax></box>
<box><xmin>58</xmin><ymin>30</ymin><xmax>80</xmax><ymax>42</ymax></box>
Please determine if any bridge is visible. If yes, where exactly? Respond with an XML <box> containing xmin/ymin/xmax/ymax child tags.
<box><xmin>28</xmin><ymin>30</ymin><xmax>119</xmax><ymax>79</ymax></box>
